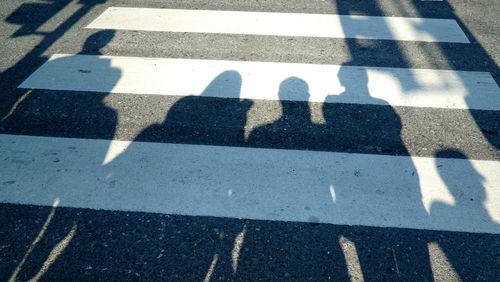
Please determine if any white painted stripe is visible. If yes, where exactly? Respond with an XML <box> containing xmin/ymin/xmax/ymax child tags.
<box><xmin>1</xmin><ymin>134</ymin><xmax>499</xmax><ymax>234</ymax></box>
<box><xmin>87</xmin><ymin>7</ymin><xmax>469</xmax><ymax>43</ymax></box>
<box><xmin>19</xmin><ymin>55</ymin><xmax>499</xmax><ymax>110</ymax></box>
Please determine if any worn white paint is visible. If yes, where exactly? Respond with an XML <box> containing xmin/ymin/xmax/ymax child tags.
<box><xmin>1</xmin><ymin>134</ymin><xmax>499</xmax><ymax>234</ymax></box>
<box><xmin>87</xmin><ymin>7</ymin><xmax>469</xmax><ymax>43</ymax></box>
<box><xmin>19</xmin><ymin>55</ymin><xmax>499</xmax><ymax>110</ymax></box>
<box><xmin>339</xmin><ymin>235</ymin><xmax>365</xmax><ymax>281</ymax></box>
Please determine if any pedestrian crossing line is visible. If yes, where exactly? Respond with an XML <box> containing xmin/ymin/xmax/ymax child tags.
<box><xmin>86</xmin><ymin>7</ymin><xmax>470</xmax><ymax>43</ymax></box>
<box><xmin>18</xmin><ymin>54</ymin><xmax>499</xmax><ymax>111</ymax></box>
<box><xmin>1</xmin><ymin>134</ymin><xmax>499</xmax><ymax>234</ymax></box>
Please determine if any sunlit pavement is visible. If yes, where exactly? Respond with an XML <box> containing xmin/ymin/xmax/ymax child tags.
<box><xmin>0</xmin><ymin>0</ymin><xmax>499</xmax><ymax>280</ymax></box>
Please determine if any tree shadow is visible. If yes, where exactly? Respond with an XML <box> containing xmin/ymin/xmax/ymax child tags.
<box><xmin>0</xmin><ymin>0</ymin><xmax>105</xmax><ymax>121</ymax></box>
<box><xmin>0</xmin><ymin>30</ymin><xmax>119</xmax><ymax>141</ymax></box>
<box><xmin>0</xmin><ymin>30</ymin><xmax>120</xmax><ymax>280</ymax></box>
<box><xmin>2</xmin><ymin>0</ymin><xmax>497</xmax><ymax>280</ymax></box>
<box><xmin>331</xmin><ymin>0</ymin><xmax>500</xmax><ymax>279</ymax></box>
<box><xmin>6</xmin><ymin>0</ymin><xmax>72</xmax><ymax>37</ymax></box>
<box><xmin>333</xmin><ymin>0</ymin><xmax>500</xmax><ymax>158</ymax></box>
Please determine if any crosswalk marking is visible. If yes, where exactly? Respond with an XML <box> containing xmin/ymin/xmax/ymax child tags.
<box><xmin>1</xmin><ymin>134</ymin><xmax>499</xmax><ymax>234</ymax></box>
<box><xmin>87</xmin><ymin>7</ymin><xmax>470</xmax><ymax>43</ymax></box>
<box><xmin>19</xmin><ymin>54</ymin><xmax>499</xmax><ymax>110</ymax></box>
<box><xmin>3</xmin><ymin>0</ymin><xmax>500</xmax><ymax>279</ymax></box>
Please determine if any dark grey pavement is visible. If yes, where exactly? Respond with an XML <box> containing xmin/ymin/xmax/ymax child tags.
<box><xmin>1</xmin><ymin>203</ymin><xmax>499</xmax><ymax>281</ymax></box>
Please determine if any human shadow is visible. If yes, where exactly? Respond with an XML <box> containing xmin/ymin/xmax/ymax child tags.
<box><xmin>246</xmin><ymin>68</ymin><xmax>433</xmax><ymax>279</ymax></box>
<box><xmin>246</xmin><ymin>72</ymin><xmax>411</xmax><ymax>155</ymax></box>
<box><xmin>411</xmin><ymin>0</ymin><xmax>500</xmax><ymax>153</ymax></box>
<box><xmin>331</xmin><ymin>0</ymin><xmax>499</xmax><ymax>279</ymax></box>
<box><xmin>100</xmin><ymin>74</ymin><xmax>352</xmax><ymax>280</ymax></box>
<box><xmin>428</xmin><ymin>149</ymin><xmax>500</xmax><ymax>279</ymax></box>
<box><xmin>327</xmin><ymin>65</ymin><xmax>433</xmax><ymax>280</ymax></box>
<box><xmin>0</xmin><ymin>30</ymin><xmax>119</xmax><ymax>141</ymax></box>
<box><xmin>323</xmin><ymin>66</ymin><xmax>409</xmax><ymax>155</ymax></box>
<box><xmin>0</xmin><ymin>204</ymin><xmax>354</xmax><ymax>280</ymax></box>
<box><xmin>131</xmin><ymin>70</ymin><xmax>252</xmax><ymax>146</ymax></box>
<box><xmin>247</xmin><ymin>77</ymin><xmax>324</xmax><ymax>149</ymax></box>
<box><xmin>430</xmin><ymin>150</ymin><xmax>497</xmax><ymax>232</ymax></box>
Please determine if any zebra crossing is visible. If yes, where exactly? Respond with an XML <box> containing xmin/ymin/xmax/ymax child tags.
<box><xmin>86</xmin><ymin>7</ymin><xmax>470</xmax><ymax>42</ymax></box>
<box><xmin>1</xmin><ymin>0</ymin><xmax>499</xmax><ymax>280</ymax></box>
<box><xmin>18</xmin><ymin>54</ymin><xmax>500</xmax><ymax>110</ymax></box>
<box><xmin>2</xmin><ymin>134</ymin><xmax>500</xmax><ymax>234</ymax></box>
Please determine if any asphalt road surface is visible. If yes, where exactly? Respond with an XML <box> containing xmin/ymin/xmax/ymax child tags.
<box><xmin>0</xmin><ymin>0</ymin><xmax>499</xmax><ymax>280</ymax></box>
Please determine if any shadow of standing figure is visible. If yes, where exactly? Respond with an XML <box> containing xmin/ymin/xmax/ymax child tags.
<box><xmin>322</xmin><ymin>66</ymin><xmax>408</xmax><ymax>155</ymax></box>
<box><xmin>247</xmin><ymin>77</ymin><xmax>323</xmax><ymax>150</ymax></box>
<box><xmin>327</xmin><ymin>66</ymin><xmax>433</xmax><ymax>280</ymax></box>
<box><xmin>429</xmin><ymin>149</ymin><xmax>500</xmax><ymax>279</ymax></box>
<box><xmin>134</xmin><ymin>71</ymin><xmax>252</xmax><ymax>146</ymax></box>
<box><xmin>431</xmin><ymin>150</ymin><xmax>498</xmax><ymax>232</ymax></box>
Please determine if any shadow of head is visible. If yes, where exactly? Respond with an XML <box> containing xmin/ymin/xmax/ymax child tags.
<box><xmin>278</xmin><ymin>77</ymin><xmax>309</xmax><ymax>102</ymax></box>
<box><xmin>435</xmin><ymin>149</ymin><xmax>486</xmax><ymax>205</ymax></box>
<box><xmin>338</xmin><ymin>65</ymin><xmax>369</xmax><ymax>96</ymax></box>
<box><xmin>201</xmin><ymin>70</ymin><xmax>242</xmax><ymax>99</ymax></box>
<box><xmin>81</xmin><ymin>30</ymin><xmax>115</xmax><ymax>54</ymax></box>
